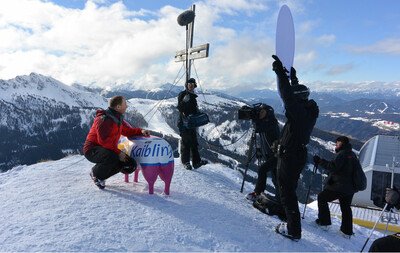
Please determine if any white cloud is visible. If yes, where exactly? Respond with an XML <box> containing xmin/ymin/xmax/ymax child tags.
<box><xmin>0</xmin><ymin>0</ymin><xmax>365</xmax><ymax>90</ymax></box>
<box><xmin>347</xmin><ymin>38</ymin><xmax>400</xmax><ymax>55</ymax></box>
<box><xmin>298</xmin><ymin>20</ymin><xmax>319</xmax><ymax>34</ymax></box>
<box><xmin>326</xmin><ymin>63</ymin><xmax>354</xmax><ymax>76</ymax></box>
<box><xmin>0</xmin><ymin>1</ymin><xmax>187</xmax><ymax>87</ymax></box>
<box><xmin>0</xmin><ymin>0</ymin><xmax>278</xmax><ymax>89</ymax></box>
<box><xmin>294</xmin><ymin>51</ymin><xmax>317</xmax><ymax>66</ymax></box>
<box><xmin>308</xmin><ymin>80</ymin><xmax>400</xmax><ymax>92</ymax></box>
<box><xmin>205</xmin><ymin>0</ymin><xmax>268</xmax><ymax>15</ymax></box>
<box><xmin>194</xmin><ymin>35</ymin><xmax>274</xmax><ymax>89</ymax></box>
<box><xmin>316</xmin><ymin>34</ymin><xmax>336</xmax><ymax>45</ymax></box>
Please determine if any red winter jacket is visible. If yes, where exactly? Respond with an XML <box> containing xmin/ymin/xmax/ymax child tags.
<box><xmin>83</xmin><ymin>108</ymin><xmax>143</xmax><ymax>155</ymax></box>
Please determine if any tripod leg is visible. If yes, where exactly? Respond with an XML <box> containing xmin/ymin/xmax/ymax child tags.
<box><xmin>240</xmin><ymin>131</ymin><xmax>256</xmax><ymax>193</ymax></box>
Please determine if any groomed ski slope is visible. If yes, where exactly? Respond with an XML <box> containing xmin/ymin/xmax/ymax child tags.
<box><xmin>0</xmin><ymin>155</ymin><xmax>385</xmax><ymax>252</ymax></box>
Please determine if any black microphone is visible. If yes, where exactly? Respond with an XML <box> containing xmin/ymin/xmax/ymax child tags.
<box><xmin>177</xmin><ymin>10</ymin><xmax>195</xmax><ymax>26</ymax></box>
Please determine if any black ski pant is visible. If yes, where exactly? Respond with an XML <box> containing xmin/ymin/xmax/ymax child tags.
<box><xmin>84</xmin><ymin>146</ymin><xmax>136</xmax><ymax>180</ymax></box>
<box><xmin>180</xmin><ymin>129</ymin><xmax>201</xmax><ymax>165</ymax></box>
<box><xmin>277</xmin><ymin>147</ymin><xmax>307</xmax><ymax>238</ymax></box>
<box><xmin>369</xmin><ymin>233</ymin><xmax>400</xmax><ymax>252</ymax></box>
<box><xmin>255</xmin><ymin>157</ymin><xmax>280</xmax><ymax>202</ymax></box>
<box><xmin>317</xmin><ymin>189</ymin><xmax>354</xmax><ymax>235</ymax></box>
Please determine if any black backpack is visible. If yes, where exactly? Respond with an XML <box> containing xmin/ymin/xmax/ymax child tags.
<box><xmin>351</xmin><ymin>153</ymin><xmax>367</xmax><ymax>192</ymax></box>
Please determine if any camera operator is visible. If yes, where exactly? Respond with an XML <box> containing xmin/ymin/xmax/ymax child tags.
<box><xmin>272</xmin><ymin>55</ymin><xmax>319</xmax><ymax>241</ymax></box>
<box><xmin>246</xmin><ymin>104</ymin><xmax>280</xmax><ymax>204</ymax></box>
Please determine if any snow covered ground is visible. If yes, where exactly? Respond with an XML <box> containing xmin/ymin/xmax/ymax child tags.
<box><xmin>0</xmin><ymin>155</ymin><xmax>386</xmax><ymax>252</ymax></box>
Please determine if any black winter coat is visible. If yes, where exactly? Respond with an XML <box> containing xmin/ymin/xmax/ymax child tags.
<box><xmin>177</xmin><ymin>90</ymin><xmax>199</xmax><ymax>132</ymax></box>
<box><xmin>255</xmin><ymin>117</ymin><xmax>280</xmax><ymax>160</ymax></box>
<box><xmin>320</xmin><ymin>143</ymin><xmax>357</xmax><ymax>194</ymax></box>
<box><xmin>275</xmin><ymin>69</ymin><xmax>319</xmax><ymax>149</ymax></box>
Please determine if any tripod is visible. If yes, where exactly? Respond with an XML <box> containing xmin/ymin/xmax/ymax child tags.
<box><xmin>240</xmin><ymin>124</ymin><xmax>262</xmax><ymax>193</ymax></box>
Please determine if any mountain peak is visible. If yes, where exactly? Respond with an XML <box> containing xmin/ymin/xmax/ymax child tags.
<box><xmin>0</xmin><ymin>73</ymin><xmax>107</xmax><ymax>108</ymax></box>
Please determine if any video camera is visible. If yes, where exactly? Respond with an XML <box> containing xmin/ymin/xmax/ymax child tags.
<box><xmin>238</xmin><ymin>103</ymin><xmax>267</xmax><ymax>121</ymax></box>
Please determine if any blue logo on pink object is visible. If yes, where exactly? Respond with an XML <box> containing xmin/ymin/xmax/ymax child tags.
<box><xmin>119</xmin><ymin>135</ymin><xmax>174</xmax><ymax>195</ymax></box>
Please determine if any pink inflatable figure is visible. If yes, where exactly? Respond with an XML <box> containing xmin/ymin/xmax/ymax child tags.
<box><xmin>118</xmin><ymin>135</ymin><xmax>174</xmax><ymax>195</ymax></box>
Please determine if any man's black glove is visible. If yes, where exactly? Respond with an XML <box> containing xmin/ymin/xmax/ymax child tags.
<box><xmin>120</xmin><ymin>156</ymin><xmax>137</xmax><ymax>174</ymax></box>
<box><xmin>272</xmin><ymin>55</ymin><xmax>288</xmax><ymax>75</ymax></box>
<box><xmin>385</xmin><ymin>187</ymin><xmax>400</xmax><ymax>206</ymax></box>
<box><xmin>290</xmin><ymin>67</ymin><xmax>299</xmax><ymax>85</ymax></box>
<box><xmin>313</xmin><ymin>155</ymin><xmax>321</xmax><ymax>165</ymax></box>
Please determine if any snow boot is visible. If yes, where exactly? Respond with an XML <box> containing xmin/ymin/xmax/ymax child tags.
<box><xmin>339</xmin><ymin>230</ymin><xmax>353</xmax><ymax>239</ymax></box>
<box><xmin>246</xmin><ymin>192</ymin><xmax>259</xmax><ymax>201</ymax></box>
<box><xmin>253</xmin><ymin>193</ymin><xmax>287</xmax><ymax>221</ymax></box>
<box><xmin>315</xmin><ymin>219</ymin><xmax>330</xmax><ymax>231</ymax></box>
<box><xmin>193</xmin><ymin>160</ymin><xmax>208</xmax><ymax>169</ymax></box>
<box><xmin>90</xmin><ymin>172</ymin><xmax>105</xmax><ymax>189</ymax></box>
<box><xmin>275</xmin><ymin>222</ymin><xmax>301</xmax><ymax>241</ymax></box>
<box><xmin>184</xmin><ymin>163</ymin><xmax>193</xmax><ymax>170</ymax></box>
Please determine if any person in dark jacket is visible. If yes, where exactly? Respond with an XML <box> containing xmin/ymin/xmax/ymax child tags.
<box><xmin>83</xmin><ymin>96</ymin><xmax>150</xmax><ymax>189</ymax></box>
<box><xmin>177</xmin><ymin>78</ymin><xmax>207</xmax><ymax>170</ymax></box>
<box><xmin>272</xmin><ymin>55</ymin><xmax>319</xmax><ymax>241</ymax></box>
<box><xmin>313</xmin><ymin>136</ymin><xmax>357</xmax><ymax>238</ymax></box>
<box><xmin>369</xmin><ymin>187</ymin><xmax>400</xmax><ymax>252</ymax></box>
<box><xmin>246</xmin><ymin>104</ymin><xmax>280</xmax><ymax>201</ymax></box>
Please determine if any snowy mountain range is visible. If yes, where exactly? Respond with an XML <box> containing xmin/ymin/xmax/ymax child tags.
<box><xmin>98</xmin><ymin>81</ymin><xmax>399</xmax><ymax>142</ymax></box>
<box><xmin>0</xmin><ymin>73</ymin><xmax>397</xmax><ymax>251</ymax></box>
<box><xmin>0</xmin><ymin>73</ymin><xmax>397</xmax><ymax>191</ymax></box>
<box><xmin>0</xmin><ymin>155</ymin><xmax>387</xmax><ymax>251</ymax></box>
<box><xmin>0</xmin><ymin>73</ymin><xmax>107</xmax><ymax>170</ymax></box>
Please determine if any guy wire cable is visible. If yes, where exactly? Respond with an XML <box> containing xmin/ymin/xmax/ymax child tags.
<box><xmin>142</xmin><ymin>63</ymin><xmax>186</xmax><ymax>122</ymax></box>
<box><xmin>192</xmin><ymin>62</ymin><xmax>254</xmax><ymax>148</ymax></box>
<box><xmin>142</xmin><ymin>62</ymin><xmax>184</xmax><ymax>120</ymax></box>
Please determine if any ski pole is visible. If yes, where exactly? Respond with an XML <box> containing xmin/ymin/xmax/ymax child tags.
<box><xmin>384</xmin><ymin>157</ymin><xmax>396</xmax><ymax>236</ymax></box>
<box><xmin>384</xmin><ymin>211</ymin><xmax>392</xmax><ymax>236</ymax></box>
<box><xmin>302</xmin><ymin>163</ymin><xmax>318</xmax><ymax>219</ymax></box>
<box><xmin>360</xmin><ymin>203</ymin><xmax>388</xmax><ymax>252</ymax></box>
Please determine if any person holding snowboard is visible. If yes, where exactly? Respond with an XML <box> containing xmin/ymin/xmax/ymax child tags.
<box><xmin>272</xmin><ymin>55</ymin><xmax>319</xmax><ymax>241</ymax></box>
<box><xmin>313</xmin><ymin>136</ymin><xmax>357</xmax><ymax>238</ymax></box>
<box><xmin>83</xmin><ymin>96</ymin><xmax>150</xmax><ymax>189</ymax></box>
<box><xmin>177</xmin><ymin>78</ymin><xmax>208</xmax><ymax>170</ymax></box>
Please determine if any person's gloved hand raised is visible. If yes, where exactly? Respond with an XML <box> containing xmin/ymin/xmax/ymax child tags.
<box><xmin>272</xmin><ymin>55</ymin><xmax>288</xmax><ymax>75</ymax></box>
<box><xmin>290</xmin><ymin>67</ymin><xmax>299</xmax><ymax>85</ymax></box>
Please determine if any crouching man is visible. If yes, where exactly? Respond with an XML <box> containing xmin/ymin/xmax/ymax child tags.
<box><xmin>83</xmin><ymin>96</ymin><xmax>150</xmax><ymax>189</ymax></box>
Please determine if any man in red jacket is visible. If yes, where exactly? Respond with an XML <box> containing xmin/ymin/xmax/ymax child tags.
<box><xmin>83</xmin><ymin>96</ymin><xmax>150</xmax><ymax>189</ymax></box>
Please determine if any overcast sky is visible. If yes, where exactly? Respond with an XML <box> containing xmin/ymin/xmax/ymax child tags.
<box><xmin>0</xmin><ymin>0</ymin><xmax>399</xmax><ymax>91</ymax></box>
